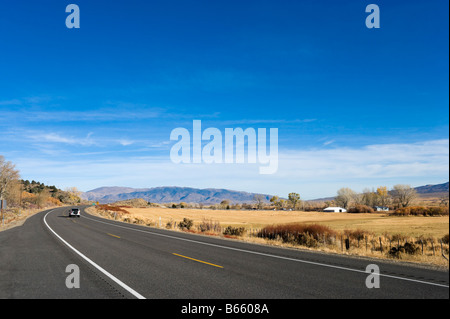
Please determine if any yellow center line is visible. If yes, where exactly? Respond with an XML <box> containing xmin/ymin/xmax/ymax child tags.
<box><xmin>172</xmin><ymin>253</ymin><xmax>223</xmax><ymax>268</ymax></box>
<box><xmin>69</xmin><ymin>218</ymin><xmax>120</xmax><ymax>239</ymax></box>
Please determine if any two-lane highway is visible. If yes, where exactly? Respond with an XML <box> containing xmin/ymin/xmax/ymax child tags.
<box><xmin>0</xmin><ymin>206</ymin><xmax>448</xmax><ymax>299</ymax></box>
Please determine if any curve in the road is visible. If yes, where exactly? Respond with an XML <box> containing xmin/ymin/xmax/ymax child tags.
<box><xmin>43</xmin><ymin>209</ymin><xmax>146</xmax><ymax>299</ymax></box>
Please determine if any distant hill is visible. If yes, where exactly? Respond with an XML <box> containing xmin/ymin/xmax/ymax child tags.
<box><xmin>82</xmin><ymin>186</ymin><xmax>151</xmax><ymax>202</ymax></box>
<box><xmin>415</xmin><ymin>182</ymin><xmax>449</xmax><ymax>194</ymax></box>
<box><xmin>82</xmin><ymin>182</ymin><xmax>449</xmax><ymax>204</ymax></box>
<box><xmin>414</xmin><ymin>182</ymin><xmax>449</xmax><ymax>198</ymax></box>
<box><xmin>21</xmin><ymin>179</ymin><xmax>82</xmax><ymax>205</ymax></box>
<box><xmin>82</xmin><ymin>186</ymin><xmax>272</xmax><ymax>204</ymax></box>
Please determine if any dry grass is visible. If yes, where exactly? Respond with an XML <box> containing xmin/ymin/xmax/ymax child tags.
<box><xmin>121</xmin><ymin>207</ymin><xmax>449</xmax><ymax>238</ymax></box>
<box><xmin>0</xmin><ymin>205</ymin><xmax>62</xmax><ymax>232</ymax></box>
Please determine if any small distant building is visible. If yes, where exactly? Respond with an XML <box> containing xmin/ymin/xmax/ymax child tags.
<box><xmin>323</xmin><ymin>207</ymin><xmax>347</xmax><ymax>213</ymax></box>
<box><xmin>374</xmin><ymin>206</ymin><xmax>389</xmax><ymax>212</ymax></box>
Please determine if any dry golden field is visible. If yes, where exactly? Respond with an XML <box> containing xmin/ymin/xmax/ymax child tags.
<box><xmin>122</xmin><ymin>207</ymin><xmax>449</xmax><ymax>238</ymax></box>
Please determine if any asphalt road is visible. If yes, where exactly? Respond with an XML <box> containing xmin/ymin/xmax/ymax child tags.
<box><xmin>0</xmin><ymin>206</ymin><xmax>448</xmax><ymax>299</ymax></box>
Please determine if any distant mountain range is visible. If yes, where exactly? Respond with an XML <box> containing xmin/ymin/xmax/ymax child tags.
<box><xmin>82</xmin><ymin>186</ymin><xmax>273</xmax><ymax>204</ymax></box>
<box><xmin>414</xmin><ymin>182</ymin><xmax>449</xmax><ymax>197</ymax></box>
<box><xmin>81</xmin><ymin>182</ymin><xmax>449</xmax><ymax>204</ymax></box>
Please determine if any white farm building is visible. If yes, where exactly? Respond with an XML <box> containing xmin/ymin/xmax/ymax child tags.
<box><xmin>323</xmin><ymin>207</ymin><xmax>347</xmax><ymax>213</ymax></box>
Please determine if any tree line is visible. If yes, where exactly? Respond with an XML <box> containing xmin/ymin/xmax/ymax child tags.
<box><xmin>266</xmin><ymin>185</ymin><xmax>427</xmax><ymax>212</ymax></box>
<box><xmin>333</xmin><ymin>185</ymin><xmax>419</xmax><ymax>210</ymax></box>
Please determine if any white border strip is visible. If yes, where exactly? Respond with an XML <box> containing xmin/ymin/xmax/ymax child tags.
<box><xmin>82</xmin><ymin>214</ymin><xmax>449</xmax><ymax>289</ymax></box>
<box><xmin>44</xmin><ymin>210</ymin><xmax>146</xmax><ymax>299</ymax></box>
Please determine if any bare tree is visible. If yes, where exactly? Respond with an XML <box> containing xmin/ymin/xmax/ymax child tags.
<box><xmin>352</xmin><ymin>192</ymin><xmax>364</xmax><ymax>205</ymax></box>
<box><xmin>335</xmin><ymin>187</ymin><xmax>356</xmax><ymax>209</ymax></box>
<box><xmin>5</xmin><ymin>179</ymin><xmax>22</xmax><ymax>207</ymax></box>
<box><xmin>65</xmin><ymin>187</ymin><xmax>82</xmax><ymax>204</ymax></box>
<box><xmin>0</xmin><ymin>155</ymin><xmax>21</xmax><ymax>202</ymax></box>
<box><xmin>391</xmin><ymin>184</ymin><xmax>417</xmax><ymax>208</ymax></box>
<box><xmin>35</xmin><ymin>189</ymin><xmax>51</xmax><ymax>209</ymax></box>
<box><xmin>361</xmin><ymin>188</ymin><xmax>378</xmax><ymax>207</ymax></box>
<box><xmin>253</xmin><ymin>194</ymin><xmax>265</xmax><ymax>210</ymax></box>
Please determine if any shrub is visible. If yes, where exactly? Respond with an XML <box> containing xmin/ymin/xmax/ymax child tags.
<box><xmin>392</xmin><ymin>207</ymin><xmax>410</xmax><ymax>216</ymax></box>
<box><xmin>166</xmin><ymin>219</ymin><xmax>174</xmax><ymax>229</ymax></box>
<box><xmin>427</xmin><ymin>206</ymin><xmax>449</xmax><ymax>216</ymax></box>
<box><xmin>389</xmin><ymin>242</ymin><xmax>420</xmax><ymax>257</ymax></box>
<box><xmin>123</xmin><ymin>217</ymin><xmax>131</xmax><ymax>223</ymax></box>
<box><xmin>257</xmin><ymin>223</ymin><xmax>336</xmax><ymax>247</ymax></box>
<box><xmin>47</xmin><ymin>197</ymin><xmax>62</xmax><ymax>206</ymax></box>
<box><xmin>392</xmin><ymin>206</ymin><xmax>449</xmax><ymax>216</ymax></box>
<box><xmin>347</xmin><ymin>205</ymin><xmax>374</xmax><ymax>214</ymax></box>
<box><xmin>132</xmin><ymin>217</ymin><xmax>146</xmax><ymax>225</ymax></box>
<box><xmin>198</xmin><ymin>218</ymin><xmax>221</xmax><ymax>233</ymax></box>
<box><xmin>403</xmin><ymin>242</ymin><xmax>420</xmax><ymax>255</ymax></box>
<box><xmin>442</xmin><ymin>234</ymin><xmax>449</xmax><ymax>245</ymax></box>
<box><xmin>223</xmin><ymin>226</ymin><xmax>245</xmax><ymax>236</ymax></box>
<box><xmin>344</xmin><ymin>229</ymin><xmax>369</xmax><ymax>241</ymax></box>
<box><xmin>97</xmin><ymin>204</ymin><xmax>129</xmax><ymax>214</ymax></box>
<box><xmin>415</xmin><ymin>235</ymin><xmax>432</xmax><ymax>245</ymax></box>
<box><xmin>390</xmin><ymin>233</ymin><xmax>407</xmax><ymax>242</ymax></box>
<box><xmin>178</xmin><ymin>218</ymin><xmax>194</xmax><ymax>230</ymax></box>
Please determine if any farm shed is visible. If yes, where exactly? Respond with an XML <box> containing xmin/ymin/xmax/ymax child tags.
<box><xmin>323</xmin><ymin>207</ymin><xmax>347</xmax><ymax>213</ymax></box>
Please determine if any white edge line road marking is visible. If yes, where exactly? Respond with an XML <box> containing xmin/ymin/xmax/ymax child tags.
<box><xmin>82</xmin><ymin>214</ymin><xmax>449</xmax><ymax>289</ymax></box>
<box><xmin>43</xmin><ymin>209</ymin><xmax>146</xmax><ymax>299</ymax></box>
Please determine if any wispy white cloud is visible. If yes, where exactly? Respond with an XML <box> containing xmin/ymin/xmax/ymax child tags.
<box><xmin>117</xmin><ymin>139</ymin><xmax>135</xmax><ymax>146</ymax></box>
<box><xmin>10</xmin><ymin>139</ymin><xmax>449</xmax><ymax>199</ymax></box>
<box><xmin>279</xmin><ymin>139</ymin><xmax>449</xmax><ymax>180</ymax></box>
<box><xmin>322</xmin><ymin>139</ymin><xmax>335</xmax><ymax>146</ymax></box>
<box><xmin>30</xmin><ymin>132</ymin><xmax>96</xmax><ymax>146</ymax></box>
<box><xmin>0</xmin><ymin>97</ymin><xmax>164</xmax><ymax>123</ymax></box>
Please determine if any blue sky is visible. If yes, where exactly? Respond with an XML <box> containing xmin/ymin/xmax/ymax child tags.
<box><xmin>0</xmin><ymin>0</ymin><xmax>448</xmax><ymax>199</ymax></box>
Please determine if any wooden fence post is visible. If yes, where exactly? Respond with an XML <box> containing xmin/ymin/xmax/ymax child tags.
<box><xmin>441</xmin><ymin>240</ymin><xmax>449</xmax><ymax>261</ymax></box>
